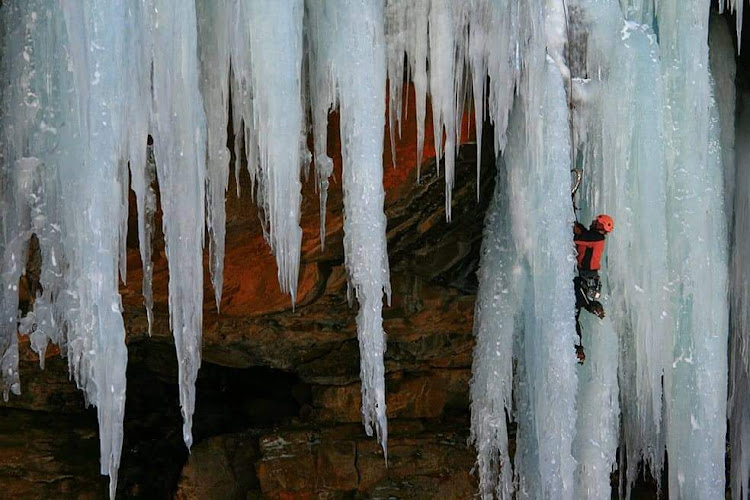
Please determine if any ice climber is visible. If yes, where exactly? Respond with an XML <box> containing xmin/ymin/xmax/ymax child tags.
<box><xmin>573</xmin><ymin>214</ymin><xmax>614</xmax><ymax>363</ymax></box>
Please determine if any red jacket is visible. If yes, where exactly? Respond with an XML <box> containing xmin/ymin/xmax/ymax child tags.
<box><xmin>574</xmin><ymin>222</ymin><xmax>606</xmax><ymax>271</ymax></box>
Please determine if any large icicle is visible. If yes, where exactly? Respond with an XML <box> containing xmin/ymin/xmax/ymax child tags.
<box><xmin>228</xmin><ymin>0</ymin><xmax>305</xmax><ymax>301</ymax></box>
<box><xmin>59</xmin><ymin>4</ymin><xmax>131</xmax><ymax>495</ymax></box>
<box><xmin>197</xmin><ymin>0</ymin><xmax>231</xmax><ymax>310</ymax></box>
<box><xmin>1</xmin><ymin>1</ymin><xmax>136</xmax><ymax>496</ymax></box>
<box><xmin>306</xmin><ymin>0</ymin><xmax>391</xmax><ymax>457</ymax></box>
<box><xmin>244</xmin><ymin>0</ymin><xmax>305</xmax><ymax>302</ymax></box>
<box><xmin>124</xmin><ymin>0</ymin><xmax>157</xmax><ymax>334</ymax></box>
<box><xmin>508</xmin><ymin>59</ymin><xmax>578</xmax><ymax>500</ymax></box>
<box><xmin>150</xmin><ymin>0</ymin><xmax>208</xmax><ymax>450</ymax></box>
<box><xmin>659</xmin><ymin>1</ymin><xmax>730</xmax><ymax>497</ymax></box>
<box><xmin>427</xmin><ymin>0</ymin><xmax>467</xmax><ymax>221</ymax></box>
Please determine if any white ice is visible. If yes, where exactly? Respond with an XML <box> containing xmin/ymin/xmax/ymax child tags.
<box><xmin>150</xmin><ymin>0</ymin><xmax>208</xmax><ymax>451</ymax></box>
<box><xmin>306</xmin><ymin>0</ymin><xmax>392</xmax><ymax>457</ymax></box>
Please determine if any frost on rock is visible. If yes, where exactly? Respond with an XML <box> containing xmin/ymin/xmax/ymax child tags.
<box><xmin>307</xmin><ymin>0</ymin><xmax>391</xmax><ymax>457</ymax></box>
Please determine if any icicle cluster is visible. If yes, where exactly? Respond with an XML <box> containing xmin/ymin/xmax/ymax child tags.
<box><xmin>1</xmin><ymin>0</ymin><xmax>746</xmax><ymax>498</ymax></box>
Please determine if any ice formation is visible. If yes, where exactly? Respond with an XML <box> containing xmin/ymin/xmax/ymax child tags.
<box><xmin>1</xmin><ymin>0</ymin><xmax>746</xmax><ymax>498</ymax></box>
<box><xmin>307</xmin><ymin>0</ymin><xmax>392</xmax><ymax>456</ymax></box>
<box><xmin>730</xmin><ymin>89</ymin><xmax>750</xmax><ymax>500</ymax></box>
<box><xmin>571</xmin><ymin>1</ymin><xmax>669</xmax><ymax>494</ymax></box>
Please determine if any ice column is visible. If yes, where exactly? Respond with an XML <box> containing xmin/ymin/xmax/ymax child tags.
<box><xmin>469</xmin><ymin>156</ymin><xmax>519</xmax><ymax>500</ymax></box>
<box><xmin>573</xmin><ymin>310</ymin><xmax>620</xmax><ymax>499</ymax></box>
<box><xmin>150</xmin><ymin>0</ymin><xmax>208</xmax><ymax>450</ymax></box>
<box><xmin>659</xmin><ymin>1</ymin><xmax>729</xmax><ymax>498</ymax></box>
<box><xmin>59</xmin><ymin>4</ymin><xmax>132</xmax><ymax>495</ymax></box>
<box><xmin>571</xmin><ymin>0</ymin><xmax>669</xmax><ymax>493</ymax></box>
<box><xmin>307</xmin><ymin>0</ymin><xmax>391</xmax><ymax>456</ymax></box>
<box><xmin>507</xmin><ymin>61</ymin><xmax>578</xmax><ymax>500</ymax></box>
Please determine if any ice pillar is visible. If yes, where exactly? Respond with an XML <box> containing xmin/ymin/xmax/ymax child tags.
<box><xmin>659</xmin><ymin>1</ymin><xmax>729</xmax><ymax>498</ymax></box>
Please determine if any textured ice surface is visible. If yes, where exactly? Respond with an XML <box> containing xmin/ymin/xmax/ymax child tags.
<box><xmin>506</xmin><ymin>60</ymin><xmax>578</xmax><ymax>500</ymax></box>
<box><xmin>573</xmin><ymin>310</ymin><xmax>620</xmax><ymax>499</ymax></box>
<box><xmin>1</xmin><ymin>2</ymin><xmax>744</xmax><ymax>499</ymax></box>
<box><xmin>659</xmin><ymin>1</ymin><xmax>729</xmax><ymax>498</ymax></box>
<box><xmin>150</xmin><ymin>0</ymin><xmax>208</xmax><ymax>451</ymax></box>
<box><xmin>570</xmin><ymin>1</ymin><xmax>669</xmax><ymax>494</ymax></box>
<box><xmin>231</xmin><ymin>0</ymin><xmax>305</xmax><ymax>302</ymax></box>
<box><xmin>307</xmin><ymin>0</ymin><xmax>391</xmax><ymax>457</ymax></box>
<box><xmin>469</xmin><ymin>155</ymin><xmax>519</xmax><ymax>500</ymax></box>
<box><xmin>197</xmin><ymin>0</ymin><xmax>231</xmax><ymax>310</ymax></box>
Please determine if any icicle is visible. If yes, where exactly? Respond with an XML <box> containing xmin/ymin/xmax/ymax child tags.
<box><xmin>385</xmin><ymin>0</ymin><xmax>408</xmax><ymax>168</ymax></box>
<box><xmin>226</xmin><ymin>0</ymin><xmax>305</xmax><ymax>301</ymax></box>
<box><xmin>406</xmin><ymin>0</ymin><xmax>430</xmax><ymax>179</ymax></box>
<box><xmin>150</xmin><ymin>0</ymin><xmax>208</xmax><ymax>450</ymax></box>
<box><xmin>469</xmin><ymin>155</ymin><xmax>519</xmax><ymax>500</ymax></box>
<box><xmin>125</xmin><ymin>0</ymin><xmax>156</xmax><ymax>334</ymax></box>
<box><xmin>245</xmin><ymin>0</ymin><xmax>305</xmax><ymax>302</ymax></box>
<box><xmin>717</xmin><ymin>0</ymin><xmax>745</xmax><ymax>51</ymax></box>
<box><xmin>467</xmin><ymin>0</ymin><xmax>518</xmax><ymax>197</ymax></box>
<box><xmin>197</xmin><ymin>0</ymin><xmax>231</xmax><ymax>310</ymax></box>
<box><xmin>658</xmin><ymin>1</ymin><xmax>730</xmax><ymax>497</ymax></box>
<box><xmin>59</xmin><ymin>4</ymin><xmax>133</xmax><ymax>495</ymax></box>
<box><xmin>305</xmin><ymin>1</ymin><xmax>336</xmax><ymax>248</ymax></box>
<box><xmin>306</xmin><ymin>0</ymin><xmax>391</xmax><ymax>458</ymax></box>
<box><xmin>428</xmin><ymin>0</ymin><xmax>468</xmax><ymax>221</ymax></box>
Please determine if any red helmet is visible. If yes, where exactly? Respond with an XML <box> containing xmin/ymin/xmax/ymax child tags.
<box><xmin>595</xmin><ymin>214</ymin><xmax>614</xmax><ymax>233</ymax></box>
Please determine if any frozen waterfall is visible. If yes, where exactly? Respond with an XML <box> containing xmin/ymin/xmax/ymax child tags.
<box><xmin>1</xmin><ymin>0</ymin><xmax>746</xmax><ymax>498</ymax></box>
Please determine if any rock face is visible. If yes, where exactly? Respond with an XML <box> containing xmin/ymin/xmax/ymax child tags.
<box><xmin>0</xmin><ymin>96</ymin><xmax>492</xmax><ymax>498</ymax></box>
